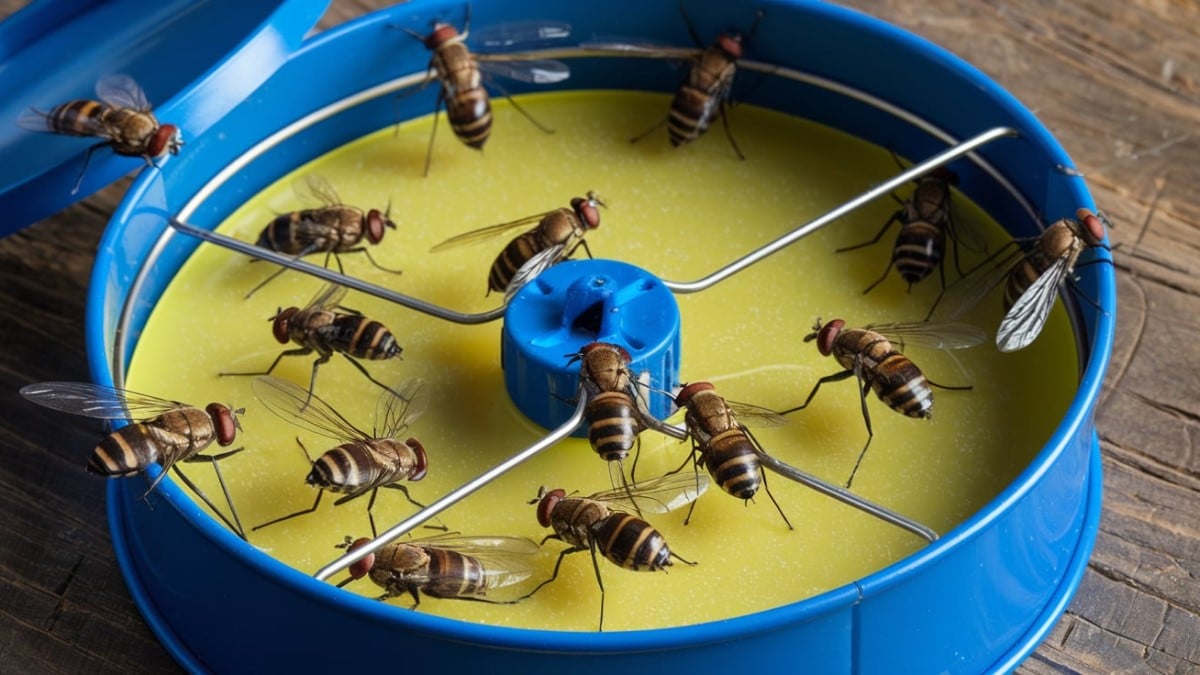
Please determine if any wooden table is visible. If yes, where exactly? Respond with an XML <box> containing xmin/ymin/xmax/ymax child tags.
<box><xmin>1</xmin><ymin>1</ymin><xmax>1195</xmax><ymax>672</ymax></box>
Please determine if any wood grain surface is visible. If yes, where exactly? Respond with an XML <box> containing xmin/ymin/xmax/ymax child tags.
<box><xmin>0</xmin><ymin>1</ymin><xmax>1196</xmax><ymax>672</ymax></box>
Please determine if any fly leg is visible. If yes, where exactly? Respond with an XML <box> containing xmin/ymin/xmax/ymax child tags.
<box><xmin>378</xmin><ymin>483</ymin><xmax>450</xmax><ymax>533</ymax></box>
<box><xmin>837</xmin><ymin>210</ymin><xmax>903</xmax><ymax>253</ymax></box>
<box><xmin>339</xmin><ymin>353</ymin><xmax>406</xmax><ymax>403</ymax></box>
<box><xmin>587</xmin><ymin>539</ymin><xmax>608</xmax><ymax>631</ymax></box>
<box><xmin>423</xmin><ymin>87</ymin><xmax>447</xmax><ymax>177</ymax></box>
<box><xmin>342</xmin><ymin>246</ymin><xmax>405</xmax><ymax>275</ymax></box>
<box><xmin>845</xmin><ymin>361</ymin><xmax>875</xmax><ymax>490</ymax></box>
<box><xmin>488</xmin><ymin>80</ymin><xmax>556</xmax><ymax>134</ymax></box>
<box><xmin>741</xmin><ymin>426</ymin><xmax>794</xmax><ymax>530</ymax></box>
<box><xmin>254</xmin><ymin>490</ymin><xmax>325</xmax><ymax>532</ymax></box>
<box><xmin>219</xmin><ymin>347</ymin><xmax>315</xmax><ymax>379</ymax></box>
<box><xmin>776</xmin><ymin>369</ymin><xmax>856</xmax><ymax>415</ymax></box>
<box><xmin>518</xmin><ymin>537</ymin><xmax>583</xmax><ymax>600</ymax></box>
<box><xmin>166</xmin><ymin>456</ymin><xmax>246</xmax><ymax>539</ymax></box>
<box><xmin>629</xmin><ymin>117</ymin><xmax>667</xmax><ymax>145</ymax></box>
<box><xmin>243</xmin><ymin>243</ymin><xmax>322</xmax><ymax>299</ymax></box>
<box><xmin>717</xmin><ymin>100</ymin><xmax>746</xmax><ymax>160</ymax></box>
<box><xmin>681</xmin><ymin>438</ymin><xmax>707</xmax><ymax>526</ymax></box>
<box><xmin>70</xmin><ymin>140</ymin><xmax>113</xmax><ymax>195</ymax></box>
<box><xmin>607</xmin><ymin>459</ymin><xmax>643</xmax><ymax>518</ymax></box>
<box><xmin>178</xmin><ymin>447</ymin><xmax>247</xmax><ymax>539</ymax></box>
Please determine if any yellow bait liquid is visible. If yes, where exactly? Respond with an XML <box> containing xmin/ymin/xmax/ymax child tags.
<box><xmin>125</xmin><ymin>91</ymin><xmax>1078</xmax><ymax>631</ymax></box>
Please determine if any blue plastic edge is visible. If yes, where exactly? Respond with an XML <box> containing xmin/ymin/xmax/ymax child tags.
<box><xmin>0</xmin><ymin>0</ymin><xmax>330</xmax><ymax>235</ymax></box>
<box><xmin>85</xmin><ymin>0</ymin><xmax>1117</xmax><ymax>671</ymax></box>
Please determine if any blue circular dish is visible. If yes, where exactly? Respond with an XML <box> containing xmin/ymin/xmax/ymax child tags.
<box><xmin>87</xmin><ymin>0</ymin><xmax>1113</xmax><ymax>672</ymax></box>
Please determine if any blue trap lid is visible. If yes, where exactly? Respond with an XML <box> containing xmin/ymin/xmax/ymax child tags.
<box><xmin>0</xmin><ymin>0</ymin><xmax>329</xmax><ymax>236</ymax></box>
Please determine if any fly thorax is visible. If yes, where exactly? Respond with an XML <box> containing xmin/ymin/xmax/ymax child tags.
<box><xmin>911</xmin><ymin>179</ymin><xmax>951</xmax><ymax>222</ymax></box>
<box><xmin>376</xmin><ymin>543</ymin><xmax>430</xmax><ymax>577</ymax></box>
<box><xmin>1043</xmin><ymin>221</ymin><xmax>1084</xmax><ymax>268</ymax></box>
<box><xmin>557</xmin><ymin>498</ymin><xmax>607</xmax><ymax>546</ymax></box>
<box><xmin>833</xmin><ymin>329</ymin><xmax>890</xmax><ymax>371</ymax></box>
<box><xmin>153</xmin><ymin>406</ymin><xmax>215</xmax><ymax>454</ymax></box>
<box><xmin>332</xmin><ymin>208</ymin><xmax>364</xmax><ymax>246</ymax></box>
<box><xmin>689</xmin><ymin>391</ymin><xmax>735</xmax><ymax>435</ymax></box>
<box><xmin>375</xmin><ymin>438</ymin><xmax>422</xmax><ymax>478</ymax></box>
<box><xmin>539</xmin><ymin>210</ymin><xmax>580</xmax><ymax>246</ymax></box>
<box><xmin>108</xmin><ymin>109</ymin><xmax>157</xmax><ymax>149</ymax></box>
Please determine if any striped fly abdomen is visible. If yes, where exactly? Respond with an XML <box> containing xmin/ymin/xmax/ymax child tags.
<box><xmin>325</xmin><ymin>315</ymin><xmax>403</xmax><ymax>361</ymax></box>
<box><xmin>420</xmin><ymin>547</ymin><xmax>489</xmax><ymax>598</ymax></box>
<box><xmin>834</xmin><ymin>328</ymin><xmax>933</xmax><ymax>419</ymax></box>
<box><xmin>591</xmin><ymin>512</ymin><xmax>672</xmax><ymax>572</ymax></box>
<box><xmin>893</xmin><ymin>220</ymin><xmax>946</xmax><ymax>287</ymax></box>
<box><xmin>703</xmin><ymin>429</ymin><xmax>762</xmax><ymax>500</ymax></box>
<box><xmin>585</xmin><ymin>391</ymin><xmax>642</xmax><ymax>462</ymax></box>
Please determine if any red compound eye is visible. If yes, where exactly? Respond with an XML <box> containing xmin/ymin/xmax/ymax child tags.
<box><xmin>816</xmin><ymin>319</ymin><xmax>845</xmax><ymax>357</ymax></box>
<box><xmin>536</xmin><ymin>489</ymin><xmax>566</xmax><ymax>528</ymax></box>
<box><xmin>206</xmin><ymin>403</ymin><xmax>238</xmax><ymax>446</ymax></box>
<box><xmin>1075</xmin><ymin>208</ymin><xmax>1107</xmax><ymax>247</ymax></box>
<box><xmin>345</xmin><ymin>538</ymin><xmax>375</xmax><ymax>579</ymax></box>
<box><xmin>148</xmin><ymin>124</ymin><xmax>181</xmax><ymax>157</ymax></box>
<box><xmin>272</xmin><ymin>307</ymin><xmax>298</xmax><ymax>344</ymax></box>
<box><xmin>366</xmin><ymin>210</ymin><xmax>387</xmax><ymax>244</ymax></box>
<box><xmin>405</xmin><ymin>438</ymin><xmax>428</xmax><ymax>481</ymax></box>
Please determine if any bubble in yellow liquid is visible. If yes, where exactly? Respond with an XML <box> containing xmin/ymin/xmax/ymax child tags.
<box><xmin>125</xmin><ymin>90</ymin><xmax>1078</xmax><ymax>631</ymax></box>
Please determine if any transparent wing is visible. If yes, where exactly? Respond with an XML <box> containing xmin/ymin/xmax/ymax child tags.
<box><xmin>375</xmin><ymin>377</ymin><xmax>430</xmax><ymax>438</ymax></box>
<box><xmin>477</xmin><ymin>59</ymin><xmax>570</xmax><ymax>84</ymax></box>
<box><xmin>502</xmin><ymin>244</ymin><xmax>564</xmax><ymax>302</ymax></box>
<box><xmin>415</xmin><ymin>534</ymin><xmax>539</xmax><ymax>590</ymax></box>
<box><xmin>19</xmin><ymin>381</ymin><xmax>184</xmax><ymax>420</ymax></box>
<box><xmin>295</xmin><ymin>174</ymin><xmax>342</xmax><ymax>207</ymax></box>
<box><xmin>996</xmin><ymin>254</ymin><xmax>1071</xmax><ymax>352</ymax></box>
<box><xmin>428</xmin><ymin>212</ymin><xmax>548</xmax><ymax>252</ymax></box>
<box><xmin>16</xmin><ymin>107</ymin><xmax>56</xmax><ymax>133</ymax></box>
<box><xmin>305</xmin><ymin>282</ymin><xmax>349</xmax><ymax>310</ymax></box>
<box><xmin>946</xmin><ymin>209</ymin><xmax>990</xmax><ymax>255</ymax></box>
<box><xmin>472</xmin><ymin>20</ymin><xmax>571</xmax><ymax>50</ymax></box>
<box><xmin>868</xmin><ymin>320</ymin><xmax>988</xmax><ymax>351</ymax></box>
<box><xmin>592</xmin><ymin>471</ymin><xmax>710</xmax><ymax>514</ymax></box>
<box><xmin>251</xmin><ymin>375</ymin><xmax>369</xmax><ymax>441</ymax></box>
<box><xmin>927</xmin><ymin>241</ymin><xmax>1026</xmax><ymax>323</ymax></box>
<box><xmin>723</xmin><ymin>400</ymin><xmax>788</xmax><ymax>427</ymax></box>
<box><xmin>95</xmin><ymin>74</ymin><xmax>152</xmax><ymax>111</ymax></box>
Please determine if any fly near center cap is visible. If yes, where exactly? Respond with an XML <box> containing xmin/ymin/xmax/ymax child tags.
<box><xmin>501</xmin><ymin>259</ymin><xmax>681</xmax><ymax>432</ymax></box>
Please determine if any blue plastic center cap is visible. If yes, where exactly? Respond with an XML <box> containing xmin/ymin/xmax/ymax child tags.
<box><xmin>501</xmin><ymin>259</ymin><xmax>681</xmax><ymax>432</ymax></box>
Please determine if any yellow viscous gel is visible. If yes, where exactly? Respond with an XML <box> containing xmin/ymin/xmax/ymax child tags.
<box><xmin>124</xmin><ymin>91</ymin><xmax>1079</xmax><ymax>632</ymax></box>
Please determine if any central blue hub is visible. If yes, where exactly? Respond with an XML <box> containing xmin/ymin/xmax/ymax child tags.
<box><xmin>501</xmin><ymin>259</ymin><xmax>681</xmax><ymax>433</ymax></box>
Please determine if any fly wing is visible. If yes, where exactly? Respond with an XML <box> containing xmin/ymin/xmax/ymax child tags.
<box><xmin>419</xmin><ymin>534</ymin><xmax>540</xmax><ymax>592</ymax></box>
<box><xmin>428</xmin><ymin>213</ymin><xmax>548</xmax><ymax>252</ymax></box>
<box><xmin>723</xmin><ymin>400</ymin><xmax>789</xmax><ymax>427</ymax></box>
<box><xmin>296</xmin><ymin>174</ymin><xmax>343</xmax><ymax>207</ymax></box>
<box><xmin>376</xmin><ymin>377</ymin><xmax>430</xmax><ymax>438</ymax></box>
<box><xmin>593</xmin><ymin>471</ymin><xmax>710</xmax><ymax>514</ymax></box>
<box><xmin>471</xmin><ymin>20</ymin><xmax>571</xmax><ymax>50</ymax></box>
<box><xmin>95</xmin><ymin>74</ymin><xmax>152</xmax><ymax>111</ymax></box>
<box><xmin>869</xmin><ymin>320</ymin><xmax>988</xmax><ymax>351</ymax></box>
<box><xmin>16</xmin><ymin>107</ymin><xmax>57</xmax><ymax>133</ymax></box>
<box><xmin>996</xmin><ymin>254</ymin><xmax>1071</xmax><ymax>352</ymax></box>
<box><xmin>502</xmin><ymin>244</ymin><xmax>564</xmax><ymax>302</ymax></box>
<box><xmin>926</xmin><ymin>241</ymin><xmax>1025</xmax><ymax>323</ymax></box>
<box><xmin>251</xmin><ymin>375</ymin><xmax>369</xmax><ymax>441</ymax></box>
<box><xmin>477</xmin><ymin>59</ymin><xmax>570</xmax><ymax>84</ymax></box>
<box><xmin>19</xmin><ymin>381</ymin><xmax>183</xmax><ymax>420</ymax></box>
<box><xmin>306</xmin><ymin>282</ymin><xmax>349</xmax><ymax>309</ymax></box>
